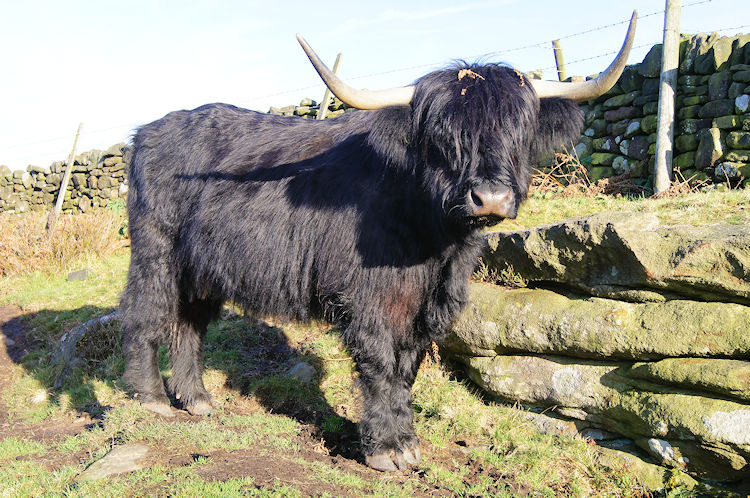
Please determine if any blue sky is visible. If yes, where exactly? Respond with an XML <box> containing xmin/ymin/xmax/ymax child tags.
<box><xmin>0</xmin><ymin>0</ymin><xmax>747</xmax><ymax>169</ymax></box>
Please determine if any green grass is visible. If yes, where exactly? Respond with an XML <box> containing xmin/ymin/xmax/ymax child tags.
<box><xmin>0</xmin><ymin>437</ymin><xmax>49</xmax><ymax>460</ymax></box>
<box><xmin>493</xmin><ymin>189</ymin><xmax>750</xmax><ymax>231</ymax></box>
<box><xmin>3</xmin><ymin>192</ymin><xmax>742</xmax><ymax>495</ymax></box>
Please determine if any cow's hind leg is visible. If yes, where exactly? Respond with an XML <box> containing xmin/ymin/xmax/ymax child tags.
<box><xmin>121</xmin><ymin>294</ymin><xmax>174</xmax><ymax>417</ymax></box>
<box><xmin>121</xmin><ymin>224</ymin><xmax>180</xmax><ymax>417</ymax></box>
<box><xmin>166</xmin><ymin>299</ymin><xmax>221</xmax><ymax>415</ymax></box>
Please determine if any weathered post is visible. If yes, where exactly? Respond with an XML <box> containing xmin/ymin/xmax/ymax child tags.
<box><xmin>47</xmin><ymin>122</ymin><xmax>83</xmax><ymax>229</ymax></box>
<box><xmin>552</xmin><ymin>40</ymin><xmax>567</xmax><ymax>82</ymax></box>
<box><xmin>654</xmin><ymin>0</ymin><xmax>682</xmax><ymax>194</ymax></box>
<box><xmin>316</xmin><ymin>53</ymin><xmax>343</xmax><ymax>120</ymax></box>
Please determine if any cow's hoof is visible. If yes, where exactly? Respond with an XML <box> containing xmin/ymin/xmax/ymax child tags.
<box><xmin>365</xmin><ymin>449</ymin><xmax>414</xmax><ymax>471</ymax></box>
<box><xmin>185</xmin><ymin>399</ymin><xmax>213</xmax><ymax>416</ymax></box>
<box><xmin>142</xmin><ymin>401</ymin><xmax>174</xmax><ymax>418</ymax></box>
<box><xmin>366</xmin><ymin>452</ymin><xmax>398</xmax><ymax>471</ymax></box>
<box><xmin>403</xmin><ymin>442</ymin><xmax>422</xmax><ymax>465</ymax></box>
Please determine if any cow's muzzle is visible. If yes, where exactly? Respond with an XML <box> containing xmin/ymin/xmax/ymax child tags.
<box><xmin>467</xmin><ymin>185</ymin><xmax>516</xmax><ymax>219</ymax></box>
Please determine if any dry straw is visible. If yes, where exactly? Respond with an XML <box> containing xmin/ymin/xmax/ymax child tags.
<box><xmin>529</xmin><ymin>148</ymin><xmax>708</xmax><ymax>199</ymax></box>
<box><xmin>0</xmin><ymin>210</ymin><xmax>125</xmax><ymax>278</ymax></box>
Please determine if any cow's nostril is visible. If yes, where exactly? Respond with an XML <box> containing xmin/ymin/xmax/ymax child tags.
<box><xmin>470</xmin><ymin>190</ymin><xmax>483</xmax><ymax>208</ymax></box>
<box><xmin>467</xmin><ymin>185</ymin><xmax>515</xmax><ymax>219</ymax></box>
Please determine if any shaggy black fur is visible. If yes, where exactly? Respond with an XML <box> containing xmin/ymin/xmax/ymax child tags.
<box><xmin>120</xmin><ymin>62</ymin><xmax>583</xmax><ymax>467</ymax></box>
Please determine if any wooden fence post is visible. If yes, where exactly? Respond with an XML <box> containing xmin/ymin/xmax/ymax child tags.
<box><xmin>316</xmin><ymin>53</ymin><xmax>343</xmax><ymax>120</ymax></box>
<box><xmin>552</xmin><ymin>40</ymin><xmax>567</xmax><ymax>82</ymax></box>
<box><xmin>47</xmin><ymin>122</ymin><xmax>83</xmax><ymax>229</ymax></box>
<box><xmin>654</xmin><ymin>0</ymin><xmax>682</xmax><ymax>194</ymax></box>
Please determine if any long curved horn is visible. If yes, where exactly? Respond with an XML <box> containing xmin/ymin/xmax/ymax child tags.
<box><xmin>296</xmin><ymin>34</ymin><xmax>415</xmax><ymax>110</ymax></box>
<box><xmin>531</xmin><ymin>11</ymin><xmax>638</xmax><ymax>102</ymax></box>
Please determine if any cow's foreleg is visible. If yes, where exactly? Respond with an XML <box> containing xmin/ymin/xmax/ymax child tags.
<box><xmin>348</xmin><ymin>327</ymin><xmax>425</xmax><ymax>471</ymax></box>
<box><xmin>390</xmin><ymin>345</ymin><xmax>427</xmax><ymax>465</ymax></box>
<box><xmin>355</xmin><ymin>345</ymin><xmax>402</xmax><ymax>471</ymax></box>
<box><xmin>166</xmin><ymin>298</ymin><xmax>221</xmax><ymax>415</ymax></box>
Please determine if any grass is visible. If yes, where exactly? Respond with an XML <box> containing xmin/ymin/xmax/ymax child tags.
<box><xmin>0</xmin><ymin>206</ymin><xmax>126</xmax><ymax>278</ymax></box>
<box><xmin>1</xmin><ymin>193</ymin><xmax>743</xmax><ymax>495</ymax></box>
<box><xmin>493</xmin><ymin>189</ymin><xmax>750</xmax><ymax>232</ymax></box>
<box><xmin>0</xmin><ymin>437</ymin><xmax>48</xmax><ymax>460</ymax></box>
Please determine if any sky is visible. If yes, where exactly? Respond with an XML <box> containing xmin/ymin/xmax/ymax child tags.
<box><xmin>0</xmin><ymin>0</ymin><xmax>748</xmax><ymax>170</ymax></box>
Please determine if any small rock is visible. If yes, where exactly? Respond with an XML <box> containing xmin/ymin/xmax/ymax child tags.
<box><xmin>285</xmin><ymin>362</ymin><xmax>316</xmax><ymax>383</ymax></box>
<box><xmin>67</xmin><ymin>269</ymin><xmax>90</xmax><ymax>282</ymax></box>
<box><xmin>78</xmin><ymin>443</ymin><xmax>150</xmax><ymax>481</ymax></box>
<box><xmin>624</xmin><ymin>120</ymin><xmax>641</xmax><ymax>138</ymax></box>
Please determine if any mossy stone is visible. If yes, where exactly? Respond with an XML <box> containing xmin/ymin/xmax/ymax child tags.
<box><xmin>453</xmin><ymin>351</ymin><xmax>750</xmax><ymax>480</ymax></box>
<box><xmin>482</xmin><ymin>212</ymin><xmax>750</xmax><ymax>304</ymax></box>
<box><xmin>675</xmin><ymin>134</ymin><xmax>698</xmax><ymax>152</ymax></box>
<box><xmin>695</xmin><ymin>35</ymin><xmax>734</xmax><ymax>74</ymax></box>
<box><xmin>725</xmin><ymin>150</ymin><xmax>750</xmax><ymax>162</ymax></box>
<box><xmin>589</xmin><ymin>153</ymin><xmax>617</xmax><ymax>166</ymax></box>
<box><xmin>672</xmin><ymin>151</ymin><xmax>695</xmax><ymax>170</ymax></box>
<box><xmin>677</xmin><ymin>119</ymin><xmax>712</xmax><ymax>135</ymax></box>
<box><xmin>681</xmin><ymin>95</ymin><xmax>709</xmax><ymax>106</ymax></box>
<box><xmin>641</xmin><ymin>114</ymin><xmax>658</xmax><ymax>134</ymax></box>
<box><xmin>695</xmin><ymin>127</ymin><xmax>723</xmax><ymax>170</ymax></box>
<box><xmin>677</xmin><ymin>105</ymin><xmax>701</xmax><ymax>119</ymax></box>
<box><xmin>713</xmin><ymin>115</ymin><xmax>743</xmax><ymax>129</ymax></box>
<box><xmin>588</xmin><ymin>166</ymin><xmax>615</xmax><ymax>182</ymax></box>
<box><xmin>727</xmin><ymin>130</ymin><xmax>750</xmax><ymax>149</ymax></box>
<box><xmin>603</xmin><ymin>91</ymin><xmax>640</xmax><ymax>109</ymax></box>
<box><xmin>626</xmin><ymin>358</ymin><xmax>750</xmax><ymax>401</ymax></box>
<box><xmin>733</xmin><ymin>70</ymin><xmax>750</xmax><ymax>83</ymax></box>
<box><xmin>642</xmin><ymin>101</ymin><xmax>658</xmax><ymax>115</ymax></box>
<box><xmin>451</xmin><ymin>285</ymin><xmax>750</xmax><ymax>360</ymax></box>
<box><xmin>699</xmin><ymin>99</ymin><xmax>735</xmax><ymax>118</ymax></box>
<box><xmin>708</xmin><ymin>70</ymin><xmax>732</xmax><ymax>100</ymax></box>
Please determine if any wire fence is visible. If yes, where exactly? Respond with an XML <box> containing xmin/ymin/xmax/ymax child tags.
<box><xmin>1</xmin><ymin>0</ymin><xmax>746</xmax><ymax>167</ymax></box>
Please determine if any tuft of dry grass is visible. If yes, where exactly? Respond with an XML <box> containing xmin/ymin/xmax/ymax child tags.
<box><xmin>0</xmin><ymin>210</ymin><xmax>126</xmax><ymax>277</ymax></box>
<box><xmin>650</xmin><ymin>168</ymin><xmax>711</xmax><ymax>199</ymax></box>
<box><xmin>529</xmin><ymin>150</ymin><xmax>727</xmax><ymax>199</ymax></box>
<box><xmin>530</xmin><ymin>151</ymin><xmax>649</xmax><ymax>198</ymax></box>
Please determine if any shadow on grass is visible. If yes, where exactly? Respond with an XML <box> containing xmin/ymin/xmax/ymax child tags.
<box><xmin>201</xmin><ymin>312</ymin><xmax>361</xmax><ymax>460</ymax></box>
<box><xmin>0</xmin><ymin>305</ymin><xmax>360</xmax><ymax>460</ymax></box>
<box><xmin>0</xmin><ymin>305</ymin><xmax>122</xmax><ymax>422</ymax></box>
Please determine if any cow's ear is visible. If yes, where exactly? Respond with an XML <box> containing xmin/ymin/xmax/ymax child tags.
<box><xmin>532</xmin><ymin>97</ymin><xmax>584</xmax><ymax>158</ymax></box>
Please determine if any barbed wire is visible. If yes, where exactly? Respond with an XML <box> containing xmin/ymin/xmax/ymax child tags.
<box><xmin>694</xmin><ymin>23</ymin><xmax>750</xmax><ymax>33</ymax></box>
<box><xmin>541</xmin><ymin>42</ymin><xmax>661</xmax><ymax>72</ymax></box>
<box><xmin>0</xmin><ymin>0</ymin><xmax>739</xmax><ymax>164</ymax></box>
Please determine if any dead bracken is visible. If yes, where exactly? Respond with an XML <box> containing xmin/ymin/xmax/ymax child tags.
<box><xmin>457</xmin><ymin>69</ymin><xmax>486</xmax><ymax>81</ymax></box>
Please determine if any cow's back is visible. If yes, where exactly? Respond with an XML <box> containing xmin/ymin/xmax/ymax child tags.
<box><xmin>127</xmin><ymin>104</ymin><xmax>379</xmax><ymax>319</ymax></box>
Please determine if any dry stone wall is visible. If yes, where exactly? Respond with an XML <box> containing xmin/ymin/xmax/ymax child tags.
<box><xmin>268</xmin><ymin>96</ymin><xmax>354</xmax><ymax>119</ymax></box>
<box><xmin>0</xmin><ymin>143</ymin><xmax>128</xmax><ymax>214</ymax></box>
<box><xmin>0</xmin><ymin>98</ymin><xmax>352</xmax><ymax>214</ymax></box>
<box><xmin>574</xmin><ymin>32</ymin><xmax>750</xmax><ymax>188</ymax></box>
<box><xmin>443</xmin><ymin>212</ymin><xmax>750</xmax><ymax>486</ymax></box>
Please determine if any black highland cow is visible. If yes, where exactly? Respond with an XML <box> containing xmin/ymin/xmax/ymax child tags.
<box><xmin>121</xmin><ymin>14</ymin><xmax>636</xmax><ymax>471</ymax></box>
